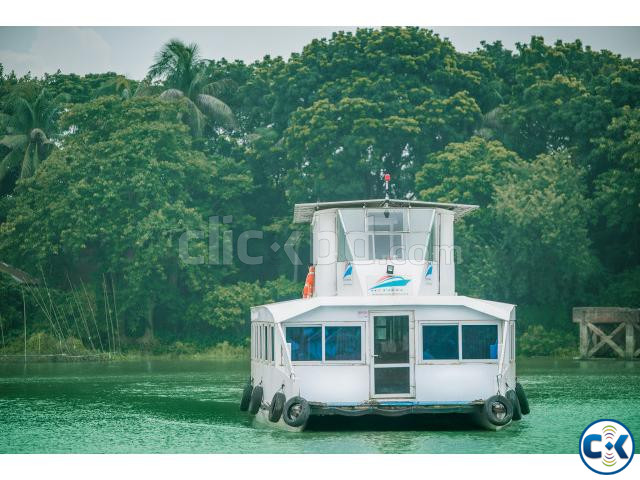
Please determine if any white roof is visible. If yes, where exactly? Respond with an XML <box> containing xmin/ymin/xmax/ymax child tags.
<box><xmin>255</xmin><ymin>295</ymin><xmax>515</xmax><ymax>323</ymax></box>
<box><xmin>293</xmin><ymin>199</ymin><xmax>479</xmax><ymax>224</ymax></box>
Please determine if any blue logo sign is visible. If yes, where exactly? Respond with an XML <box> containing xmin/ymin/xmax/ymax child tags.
<box><xmin>579</xmin><ymin>419</ymin><xmax>634</xmax><ymax>475</ymax></box>
<box><xmin>343</xmin><ymin>263</ymin><xmax>353</xmax><ymax>285</ymax></box>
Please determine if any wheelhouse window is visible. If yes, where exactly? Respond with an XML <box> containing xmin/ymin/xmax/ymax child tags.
<box><xmin>462</xmin><ymin>325</ymin><xmax>498</xmax><ymax>360</ymax></box>
<box><xmin>422</xmin><ymin>325</ymin><xmax>458</xmax><ymax>360</ymax></box>
<box><xmin>286</xmin><ymin>326</ymin><xmax>322</xmax><ymax>361</ymax></box>
<box><xmin>367</xmin><ymin>210</ymin><xmax>407</xmax><ymax>260</ymax></box>
<box><xmin>337</xmin><ymin>208</ymin><xmax>435</xmax><ymax>261</ymax></box>
<box><xmin>325</xmin><ymin>326</ymin><xmax>361</xmax><ymax>361</ymax></box>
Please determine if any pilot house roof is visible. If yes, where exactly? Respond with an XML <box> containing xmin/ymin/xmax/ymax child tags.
<box><xmin>293</xmin><ymin>199</ymin><xmax>479</xmax><ymax>224</ymax></box>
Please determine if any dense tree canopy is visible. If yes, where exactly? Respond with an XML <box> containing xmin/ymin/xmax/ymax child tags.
<box><xmin>0</xmin><ymin>27</ymin><xmax>638</xmax><ymax>354</ymax></box>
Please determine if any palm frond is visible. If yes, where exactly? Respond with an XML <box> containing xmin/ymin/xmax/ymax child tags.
<box><xmin>181</xmin><ymin>97</ymin><xmax>207</xmax><ymax>137</ymax></box>
<box><xmin>201</xmin><ymin>78</ymin><xmax>238</xmax><ymax>98</ymax></box>
<box><xmin>19</xmin><ymin>144</ymin><xmax>34</xmax><ymax>179</ymax></box>
<box><xmin>195</xmin><ymin>94</ymin><xmax>236</xmax><ymax>129</ymax></box>
<box><xmin>159</xmin><ymin>89</ymin><xmax>186</xmax><ymax>101</ymax></box>
<box><xmin>0</xmin><ymin>148</ymin><xmax>22</xmax><ymax>183</ymax></box>
<box><xmin>0</xmin><ymin>134</ymin><xmax>28</xmax><ymax>150</ymax></box>
<box><xmin>0</xmin><ymin>112</ymin><xmax>11</xmax><ymax>130</ymax></box>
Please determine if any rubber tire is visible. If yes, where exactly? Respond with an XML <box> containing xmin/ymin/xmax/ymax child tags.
<box><xmin>515</xmin><ymin>382</ymin><xmax>530</xmax><ymax>415</ymax></box>
<box><xmin>240</xmin><ymin>383</ymin><xmax>253</xmax><ymax>411</ymax></box>
<box><xmin>282</xmin><ymin>396</ymin><xmax>311</xmax><ymax>428</ymax></box>
<box><xmin>268</xmin><ymin>392</ymin><xmax>286</xmax><ymax>422</ymax></box>
<box><xmin>484</xmin><ymin>394</ymin><xmax>513</xmax><ymax>426</ymax></box>
<box><xmin>506</xmin><ymin>389</ymin><xmax>522</xmax><ymax>421</ymax></box>
<box><xmin>248</xmin><ymin>385</ymin><xmax>263</xmax><ymax>415</ymax></box>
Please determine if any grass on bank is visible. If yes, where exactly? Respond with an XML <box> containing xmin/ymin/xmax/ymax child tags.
<box><xmin>0</xmin><ymin>331</ymin><xmax>248</xmax><ymax>361</ymax></box>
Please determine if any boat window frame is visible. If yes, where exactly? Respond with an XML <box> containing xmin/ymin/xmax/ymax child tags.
<box><xmin>416</xmin><ymin>320</ymin><xmax>501</xmax><ymax>364</ymax></box>
<box><xmin>284</xmin><ymin>321</ymin><xmax>366</xmax><ymax>366</ymax></box>
<box><xmin>420</xmin><ymin>323</ymin><xmax>460</xmax><ymax>361</ymax></box>
<box><xmin>251</xmin><ymin>322</ymin><xmax>276</xmax><ymax>364</ymax></box>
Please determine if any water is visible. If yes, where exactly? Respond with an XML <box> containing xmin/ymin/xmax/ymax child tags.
<box><xmin>0</xmin><ymin>358</ymin><xmax>638</xmax><ymax>453</ymax></box>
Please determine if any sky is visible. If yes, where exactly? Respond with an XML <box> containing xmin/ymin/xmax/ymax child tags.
<box><xmin>1</xmin><ymin>26</ymin><xmax>639</xmax><ymax>80</ymax></box>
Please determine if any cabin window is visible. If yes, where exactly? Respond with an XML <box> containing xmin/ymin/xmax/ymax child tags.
<box><xmin>422</xmin><ymin>325</ymin><xmax>459</xmax><ymax>360</ymax></box>
<box><xmin>325</xmin><ymin>326</ymin><xmax>361</xmax><ymax>361</ymax></box>
<box><xmin>461</xmin><ymin>325</ymin><xmax>498</xmax><ymax>360</ymax></box>
<box><xmin>263</xmin><ymin>325</ymin><xmax>268</xmax><ymax>361</ymax></box>
<box><xmin>270</xmin><ymin>325</ymin><xmax>275</xmax><ymax>362</ymax></box>
<box><xmin>286</xmin><ymin>326</ymin><xmax>322</xmax><ymax>361</ymax></box>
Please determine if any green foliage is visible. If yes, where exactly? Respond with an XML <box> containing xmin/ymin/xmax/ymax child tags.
<box><xmin>197</xmin><ymin>277</ymin><xmax>301</xmax><ymax>343</ymax></box>
<box><xmin>518</xmin><ymin>325</ymin><xmax>578</xmax><ymax>357</ymax></box>
<box><xmin>493</xmin><ymin>152</ymin><xmax>596</xmax><ymax>305</ymax></box>
<box><xmin>1</xmin><ymin>29</ymin><xmax>639</xmax><ymax>355</ymax></box>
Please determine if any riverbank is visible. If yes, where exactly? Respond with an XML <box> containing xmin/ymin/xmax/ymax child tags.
<box><xmin>0</xmin><ymin>339</ymin><xmax>249</xmax><ymax>363</ymax></box>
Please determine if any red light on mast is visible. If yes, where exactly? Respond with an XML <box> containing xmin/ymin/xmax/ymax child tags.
<box><xmin>384</xmin><ymin>173</ymin><xmax>391</xmax><ymax>182</ymax></box>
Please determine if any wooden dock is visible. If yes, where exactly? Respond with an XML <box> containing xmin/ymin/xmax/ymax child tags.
<box><xmin>573</xmin><ymin>307</ymin><xmax>640</xmax><ymax>360</ymax></box>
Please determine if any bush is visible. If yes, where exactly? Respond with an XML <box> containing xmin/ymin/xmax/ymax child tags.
<box><xmin>518</xmin><ymin>325</ymin><xmax>578</xmax><ymax>357</ymax></box>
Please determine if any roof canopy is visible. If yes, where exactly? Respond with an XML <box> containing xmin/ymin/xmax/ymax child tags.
<box><xmin>256</xmin><ymin>295</ymin><xmax>515</xmax><ymax>322</ymax></box>
<box><xmin>293</xmin><ymin>199</ymin><xmax>478</xmax><ymax>224</ymax></box>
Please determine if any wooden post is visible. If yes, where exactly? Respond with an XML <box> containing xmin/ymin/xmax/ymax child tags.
<box><xmin>626</xmin><ymin>321</ymin><xmax>635</xmax><ymax>360</ymax></box>
<box><xmin>580</xmin><ymin>318</ymin><xmax>589</xmax><ymax>359</ymax></box>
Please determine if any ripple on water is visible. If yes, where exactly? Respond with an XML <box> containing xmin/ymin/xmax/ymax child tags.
<box><xmin>0</xmin><ymin>358</ymin><xmax>638</xmax><ymax>453</ymax></box>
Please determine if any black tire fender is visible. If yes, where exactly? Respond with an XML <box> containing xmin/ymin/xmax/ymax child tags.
<box><xmin>506</xmin><ymin>389</ymin><xmax>522</xmax><ymax>421</ymax></box>
<box><xmin>248</xmin><ymin>385</ymin><xmax>263</xmax><ymax>415</ymax></box>
<box><xmin>240</xmin><ymin>383</ymin><xmax>253</xmax><ymax>411</ymax></box>
<box><xmin>268</xmin><ymin>392</ymin><xmax>286</xmax><ymax>422</ymax></box>
<box><xmin>484</xmin><ymin>394</ymin><xmax>513</xmax><ymax>426</ymax></box>
<box><xmin>282</xmin><ymin>396</ymin><xmax>310</xmax><ymax>428</ymax></box>
<box><xmin>515</xmin><ymin>382</ymin><xmax>530</xmax><ymax>415</ymax></box>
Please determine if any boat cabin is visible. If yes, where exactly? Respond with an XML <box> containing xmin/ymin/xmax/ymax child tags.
<box><xmin>241</xmin><ymin>195</ymin><xmax>528</xmax><ymax>430</ymax></box>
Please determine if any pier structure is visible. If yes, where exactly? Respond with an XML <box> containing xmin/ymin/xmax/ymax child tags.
<box><xmin>573</xmin><ymin>307</ymin><xmax>640</xmax><ymax>360</ymax></box>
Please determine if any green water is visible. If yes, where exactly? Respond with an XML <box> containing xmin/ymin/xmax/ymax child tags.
<box><xmin>0</xmin><ymin>358</ymin><xmax>638</xmax><ymax>453</ymax></box>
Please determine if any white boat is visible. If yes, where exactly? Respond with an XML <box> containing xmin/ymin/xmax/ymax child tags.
<box><xmin>240</xmin><ymin>178</ymin><xmax>530</xmax><ymax>430</ymax></box>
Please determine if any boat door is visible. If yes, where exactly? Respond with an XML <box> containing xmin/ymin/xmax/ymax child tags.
<box><xmin>369</xmin><ymin>312</ymin><xmax>415</xmax><ymax>398</ymax></box>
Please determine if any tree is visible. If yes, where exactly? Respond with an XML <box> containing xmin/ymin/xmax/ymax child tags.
<box><xmin>415</xmin><ymin>137</ymin><xmax>522</xmax><ymax>300</ymax></box>
<box><xmin>493</xmin><ymin>152</ymin><xmax>596</xmax><ymax>305</ymax></box>
<box><xmin>0</xmin><ymin>87</ymin><xmax>59</xmax><ymax>184</ymax></box>
<box><xmin>0</xmin><ymin>96</ymin><xmax>252</xmax><ymax>344</ymax></box>
<box><xmin>416</xmin><ymin>136</ymin><xmax>521</xmax><ymax>207</ymax></box>
<box><xmin>148</xmin><ymin>39</ymin><xmax>236</xmax><ymax>135</ymax></box>
<box><xmin>591</xmin><ymin>106</ymin><xmax>640</xmax><ymax>270</ymax></box>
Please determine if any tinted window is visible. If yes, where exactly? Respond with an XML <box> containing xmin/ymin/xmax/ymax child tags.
<box><xmin>325</xmin><ymin>326</ymin><xmax>361</xmax><ymax>361</ymax></box>
<box><xmin>462</xmin><ymin>325</ymin><xmax>498</xmax><ymax>359</ymax></box>
<box><xmin>270</xmin><ymin>326</ymin><xmax>275</xmax><ymax>362</ymax></box>
<box><xmin>423</xmin><ymin>325</ymin><xmax>459</xmax><ymax>360</ymax></box>
<box><xmin>263</xmin><ymin>325</ymin><xmax>268</xmax><ymax>360</ymax></box>
<box><xmin>286</xmin><ymin>326</ymin><xmax>322</xmax><ymax>361</ymax></box>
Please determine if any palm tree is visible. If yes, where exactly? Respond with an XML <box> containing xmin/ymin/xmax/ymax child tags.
<box><xmin>148</xmin><ymin>39</ymin><xmax>235</xmax><ymax>135</ymax></box>
<box><xmin>0</xmin><ymin>88</ymin><xmax>58</xmax><ymax>183</ymax></box>
<box><xmin>94</xmin><ymin>74</ymin><xmax>138</xmax><ymax>100</ymax></box>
